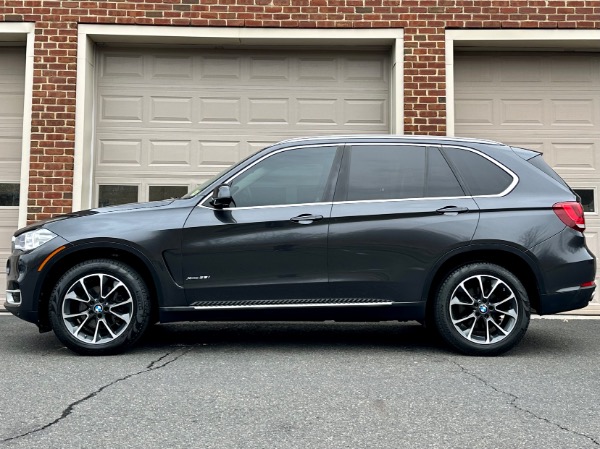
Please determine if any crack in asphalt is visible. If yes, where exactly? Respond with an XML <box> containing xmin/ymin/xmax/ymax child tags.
<box><xmin>1</xmin><ymin>347</ymin><xmax>193</xmax><ymax>444</ymax></box>
<box><xmin>450</xmin><ymin>359</ymin><xmax>600</xmax><ymax>447</ymax></box>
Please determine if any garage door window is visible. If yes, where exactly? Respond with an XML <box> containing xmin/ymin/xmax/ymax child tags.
<box><xmin>574</xmin><ymin>189</ymin><xmax>595</xmax><ymax>213</ymax></box>
<box><xmin>149</xmin><ymin>186</ymin><xmax>188</xmax><ymax>202</ymax></box>
<box><xmin>0</xmin><ymin>183</ymin><xmax>19</xmax><ymax>207</ymax></box>
<box><xmin>98</xmin><ymin>185</ymin><xmax>139</xmax><ymax>207</ymax></box>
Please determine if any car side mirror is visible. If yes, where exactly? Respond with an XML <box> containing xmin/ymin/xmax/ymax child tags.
<box><xmin>210</xmin><ymin>184</ymin><xmax>233</xmax><ymax>209</ymax></box>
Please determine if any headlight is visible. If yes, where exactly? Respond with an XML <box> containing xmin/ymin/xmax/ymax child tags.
<box><xmin>12</xmin><ymin>228</ymin><xmax>57</xmax><ymax>252</ymax></box>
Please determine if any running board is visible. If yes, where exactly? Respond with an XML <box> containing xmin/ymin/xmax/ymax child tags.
<box><xmin>188</xmin><ymin>298</ymin><xmax>392</xmax><ymax>310</ymax></box>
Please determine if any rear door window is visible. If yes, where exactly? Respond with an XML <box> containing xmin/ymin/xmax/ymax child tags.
<box><xmin>342</xmin><ymin>145</ymin><xmax>464</xmax><ymax>201</ymax></box>
<box><xmin>443</xmin><ymin>146</ymin><xmax>514</xmax><ymax>196</ymax></box>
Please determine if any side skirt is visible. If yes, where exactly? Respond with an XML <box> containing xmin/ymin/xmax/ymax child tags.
<box><xmin>158</xmin><ymin>300</ymin><xmax>426</xmax><ymax>323</ymax></box>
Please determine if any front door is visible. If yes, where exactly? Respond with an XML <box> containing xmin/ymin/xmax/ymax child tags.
<box><xmin>182</xmin><ymin>145</ymin><xmax>341</xmax><ymax>305</ymax></box>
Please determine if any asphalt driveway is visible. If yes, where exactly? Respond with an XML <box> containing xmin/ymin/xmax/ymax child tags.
<box><xmin>0</xmin><ymin>315</ymin><xmax>599</xmax><ymax>448</ymax></box>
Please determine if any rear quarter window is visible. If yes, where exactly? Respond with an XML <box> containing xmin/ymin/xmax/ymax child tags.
<box><xmin>443</xmin><ymin>147</ymin><xmax>514</xmax><ymax>196</ymax></box>
<box><xmin>527</xmin><ymin>155</ymin><xmax>570</xmax><ymax>188</ymax></box>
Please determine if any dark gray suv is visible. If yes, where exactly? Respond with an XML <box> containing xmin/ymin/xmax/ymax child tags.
<box><xmin>5</xmin><ymin>136</ymin><xmax>596</xmax><ymax>356</ymax></box>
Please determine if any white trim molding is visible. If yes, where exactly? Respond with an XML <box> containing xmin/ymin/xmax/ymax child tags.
<box><xmin>74</xmin><ymin>25</ymin><xmax>404</xmax><ymax>211</ymax></box>
<box><xmin>445</xmin><ymin>29</ymin><xmax>600</xmax><ymax>137</ymax></box>
<box><xmin>0</xmin><ymin>22</ymin><xmax>35</xmax><ymax>228</ymax></box>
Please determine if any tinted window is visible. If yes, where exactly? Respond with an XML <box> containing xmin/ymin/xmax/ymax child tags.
<box><xmin>527</xmin><ymin>155</ymin><xmax>569</xmax><ymax>188</ymax></box>
<box><xmin>344</xmin><ymin>145</ymin><xmax>463</xmax><ymax>201</ymax></box>
<box><xmin>426</xmin><ymin>148</ymin><xmax>465</xmax><ymax>197</ymax></box>
<box><xmin>229</xmin><ymin>146</ymin><xmax>337</xmax><ymax>207</ymax></box>
<box><xmin>443</xmin><ymin>147</ymin><xmax>513</xmax><ymax>196</ymax></box>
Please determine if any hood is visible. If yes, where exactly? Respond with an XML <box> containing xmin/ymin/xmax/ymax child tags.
<box><xmin>89</xmin><ymin>199</ymin><xmax>175</xmax><ymax>213</ymax></box>
<box><xmin>14</xmin><ymin>199</ymin><xmax>176</xmax><ymax>236</ymax></box>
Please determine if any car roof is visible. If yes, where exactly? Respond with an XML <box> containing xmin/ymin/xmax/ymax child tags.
<box><xmin>276</xmin><ymin>134</ymin><xmax>505</xmax><ymax>147</ymax></box>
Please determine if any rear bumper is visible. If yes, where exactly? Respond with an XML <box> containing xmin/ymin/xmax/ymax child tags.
<box><xmin>530</xmin><ymin>227</ymin><xmax>596</xmax><ymax>314</ymax></box>
<box><xmin>537</xmin><ymin>285</ymin><xmax>595</xmax><ymax>315</ymax></box>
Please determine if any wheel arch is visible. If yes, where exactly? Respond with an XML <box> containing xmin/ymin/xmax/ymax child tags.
<box><xmin>424</xmin><ymin>244</ymin><xmax>543</xmax><ymax>318</ymax></box>
<box><xmin>36</xmin><ymin>242</ymin><xmax>161</xmax><ymax>332</ymax></box>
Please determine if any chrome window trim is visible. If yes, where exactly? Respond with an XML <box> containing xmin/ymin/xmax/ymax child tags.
<box><xmin>198</xmin><ymin>141</ymin><xmax>519</xmax><ymax>211</ymax></box>
<box><xmin>200</xmin><ymin>201</ymin><xmax>331</xmax><ymax>211</ymax></box>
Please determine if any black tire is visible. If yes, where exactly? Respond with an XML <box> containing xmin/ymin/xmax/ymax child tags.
<box><xmin>49</xmin><ymin>259</ymin><xmax>151</xmax><ymax>355</ymax></box>
<box><xmin>433</xmin><ymin>263</ymin><xmax>530</xmax><ymax>356</ymax></box>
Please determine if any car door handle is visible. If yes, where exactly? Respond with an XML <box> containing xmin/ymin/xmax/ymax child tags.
<box><xmin>436</xmin><ymin>206</ymin><xmax>469</xmax><ymax>215</ymax></box>
<box><xmin>290</xmin><ymin>214</ymin><xmax>324</xmax><ymax>224</ymax></box>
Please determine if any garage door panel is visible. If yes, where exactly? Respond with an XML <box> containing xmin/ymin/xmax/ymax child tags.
<box><xmin>97</xmin><ymin>139</ymin><xmax>143</xmax><ymax>166</ymax></box>
<box><xmin>95</xmin><ymin>47</ymin><xmax>390</xmax><ymax>204</ymax></box>
<box><xmin>101</xmin><ymin>53</ymin><xmax>144</xmax><ymax>79</ymax></box>
<box><xmin>0</xmin><ymin>93</ymin><xmax>25</xmax><ymax>122</ymax></box>
<box><xmin>297</xmin><ymin>57</ymin><xmax>337</xmax><ymax>81</ymax></box>
<box><xmin>249</xmin><ymin>57</ymin><xmax>290</xmax><ymax>81</ymax></box>
<box><xmin>553</xmin><ymin>142</ymin><xmax>597</xmax><ymax>172</ymax></box>
<box><xmin>152</xmin><ymin>55</ymin><xmax>194</xmax><ymax>80</ymax></box>
<box><xmin>100</xmin><ymin>95</ymin><xmax>143</xmax><ymax>122</ymax></box>
<box><xmin>151</xmin><ymin>96</ymin><xmax>194</xmax><ymax>124</ymax></box>
<box><xmin>0</xmin><ymin>136</ymin><xmax>23</xmax><ymax>168</ymax></box>
<box><xmin>500</xmin><ymin>99</ymin><xmax>545</xmax><ymax>126</ymax></box>
<box><xmin>551</xmin><ymin>99</ymin><xmax>596</xmax><ymax>127</ymax></box>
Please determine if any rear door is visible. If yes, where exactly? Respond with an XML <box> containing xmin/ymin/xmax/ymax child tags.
<box><xmin>328</xmin><ymin>144</ymin><xmax>480</xmax><ymax>302</ymax></box>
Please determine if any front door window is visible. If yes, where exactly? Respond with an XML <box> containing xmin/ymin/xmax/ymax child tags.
<box><xmin>227</xmin><ymin>146</ymin><xmax>338</xmax><ymax>208</ymax></box>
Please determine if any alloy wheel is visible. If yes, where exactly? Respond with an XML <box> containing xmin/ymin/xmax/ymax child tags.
<box><xmin>61</xmin><ymin>273</ymin><xmax>134</xmax><ymax>344</ymax></box>
<box><xmin>449</xmin><ymin>274</ymin><xmax>519</xmax><ymax>345</ymax></box>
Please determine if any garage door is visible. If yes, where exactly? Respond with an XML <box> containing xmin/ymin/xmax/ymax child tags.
<box><xmin>455</xmin><ymin>51</ymin><xmax>600</xmax><ymax>310</ymax></box>
<box><xmin>94</xmin><ymin>47</ymin><xmax>390</xmax><ymax>207</ymax></box>
<box><xmin>0</xmin><ymin>48</ymin><xmax>25</xmax><ymax>294</ymax></box>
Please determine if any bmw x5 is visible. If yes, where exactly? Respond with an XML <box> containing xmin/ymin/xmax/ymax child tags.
<box><xmin>5</xmin><ymin>135</ymin><xmax>596</xmax><ymax>355</ymax></box>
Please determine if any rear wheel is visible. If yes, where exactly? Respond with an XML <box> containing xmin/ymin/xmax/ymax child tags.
<box><xmin>49</xmin><ymin>259</ymin><xmax>151</xmax><ymax>355</ymax></box>
<box><xmin>433</xmin><ymin>263</ymin><xmax>530</xmax><ymax>356</ymax></box>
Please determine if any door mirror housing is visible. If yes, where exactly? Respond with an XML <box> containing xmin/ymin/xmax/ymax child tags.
<box><xmin>210</xmin><ymin>184</ymin><xmax>233</xmax><ymax>209</ymax></box>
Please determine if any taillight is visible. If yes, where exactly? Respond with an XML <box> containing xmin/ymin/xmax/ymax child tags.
<box><xmin>553</xmin><ymin>202</ymin><xmax>585</xmax><ymax>232</ymax></box>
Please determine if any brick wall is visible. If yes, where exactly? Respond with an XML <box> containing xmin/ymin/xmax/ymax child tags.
<box><xmin>1</xmin><ymin>0</ymin><xmax>600</xmax><ymax>221</ymax></box>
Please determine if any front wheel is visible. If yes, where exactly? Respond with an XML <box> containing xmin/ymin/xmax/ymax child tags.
<box><xmin>433</xmin><ymin>263</ymin><xmax>530</xmax><ymax>356</ymax></box>
<box><xmin>49</xmin><ymin>259</ymin><xmax>151</xmax><ymax>355</ymax></box>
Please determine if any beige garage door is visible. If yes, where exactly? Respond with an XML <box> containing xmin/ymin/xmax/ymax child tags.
<box><xmin>94</xmin><ymin>47</ymin><xmax>390</xmax><ymax>207</ymax></box>
<box><xmin>0</xmin><ymin>48</ymin><xmax>25</xmax><ymax>293</ymax></box>
<box><xmin>455</xmin><ymin>51</ymin><xmax>600</xmax><ymax>310</ymax></box>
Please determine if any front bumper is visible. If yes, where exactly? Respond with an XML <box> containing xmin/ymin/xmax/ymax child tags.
<box><xmin>5</xmin><ymin>236</ymin><xmax>70</xmax><ymax>327</ymax></box>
